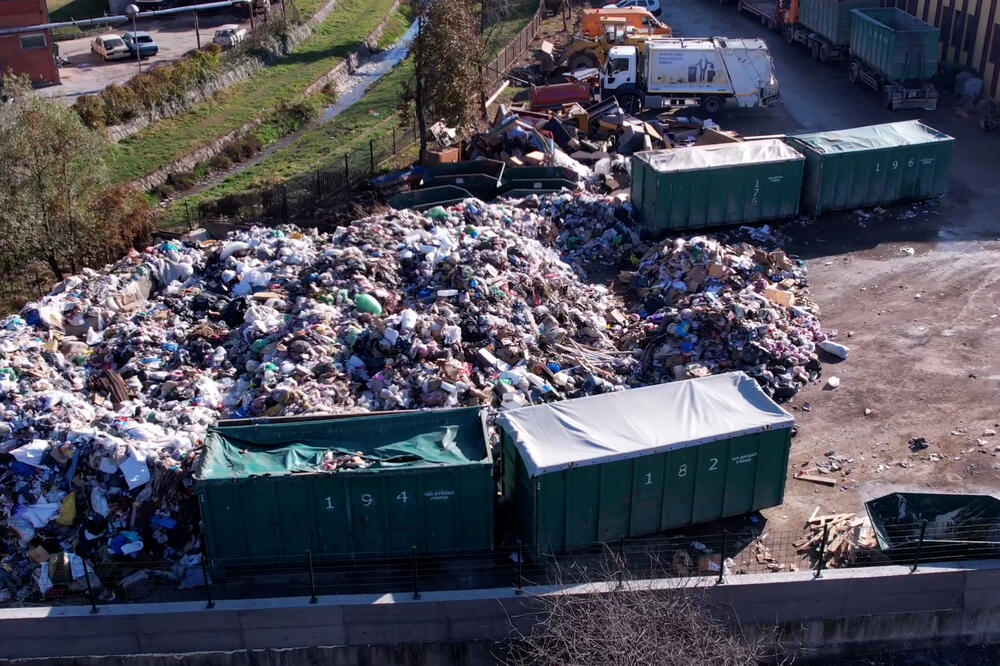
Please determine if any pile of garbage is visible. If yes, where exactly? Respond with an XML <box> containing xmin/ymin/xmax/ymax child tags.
<box><xmin>0</xmin><ymin>199</ymin><xmax>645</xmax><ymax>600</ymax></box>
<box><xmin>0</xmin><ymin>192</ymin><xmax>833</xmax><ymax>601</ymax></box>
<box><xmin>623</xmin><ymin>235</ymin><xmax>834</xmax><ymax>399</ymax></box>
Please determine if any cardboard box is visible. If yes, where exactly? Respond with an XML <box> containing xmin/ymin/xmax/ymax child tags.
<box><xmin>424</xmin><ymin>146</ymin><xmax>461</xmax><ymax>166</ymax></box>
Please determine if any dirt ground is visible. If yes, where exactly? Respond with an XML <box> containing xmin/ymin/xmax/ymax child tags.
<box><xmin>665</xmin><ymin>0</ymin><xmax>1000</xmax><ymax>532</ymax></box>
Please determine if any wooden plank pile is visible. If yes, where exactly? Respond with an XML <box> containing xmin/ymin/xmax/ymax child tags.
<box><xmin>795</xmin><ymin>509</ymin><xmax>878</xmax><ymax>568</ymax></box>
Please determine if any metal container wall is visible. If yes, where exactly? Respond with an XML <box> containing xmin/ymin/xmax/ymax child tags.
<box><xmin>631</xmin><ymin>140</ymin><xmax>805</xmax><ymax>233</ymax></box>
<box><xmin>799</xmin><ymin>0</ymin><xmax>876</xmax><ymax>45</ymax></box>
<box><xmin>786</xmin><ymin>120</ymin><xmax>954</xmax><ymax>215</ymax></box>
<box><xmin>849</xmin><ymin>8</ymin><xmax>939</xmax><ymax>81</ymax></box>
<box><xmin>196</xmin><ymin>409</ymin><xmax>494</xmax><ymax>563</ymax></box>
<box><xmin>504</xmin><ymin>428</ymin><xmax>792</xmax><ymax>554</ymax></box>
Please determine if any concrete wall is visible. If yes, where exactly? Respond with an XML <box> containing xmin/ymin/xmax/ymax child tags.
<box><xmin>3</xmin><ymin>559</ymin><xmax>1000</xmax><ymax>661</ymax></box>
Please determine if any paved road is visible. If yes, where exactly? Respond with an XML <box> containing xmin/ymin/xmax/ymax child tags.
<box><xmin>41</xmin><ymin>8</ymin><xmax>251</xmax><ymax>103</ymax></box>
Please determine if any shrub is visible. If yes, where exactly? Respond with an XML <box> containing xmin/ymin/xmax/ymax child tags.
<box><xmin>101</xmin><ymin>84</ymin><xmax>141</xmax><ymax>125</ymax></box>
<box><xmin>152</xmin><ymin>182</ymin><xmax>176</xmax><ymax>199</ymax></box>
<box><xmin>239</xmin><ymin>134</ymin><xmax>263</xmax><ymax>159</ymax></box>
<box><xmin>210</xmin><ymin>154</ymin><xmax>234</xmax><ymax>170</ymax></box>
<box><xmin>73</xmin><ymin>95</ymin><xmax>106</xmax><ymax>129</ymax></box>
<box><xmin>166</xmin><ymin>169</ymin><xmax>197</xmax><ymax>191</ymax></box>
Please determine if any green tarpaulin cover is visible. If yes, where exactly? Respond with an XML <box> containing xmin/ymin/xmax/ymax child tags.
<box><xmin>788</xmin><ymin>120</ymin><xmax>952</xmax><ymax>155</ymax></box>
<box><xmin>197</xmin><ymin>407</ymin><xmax>487</xmax><ymax>479</ymax></box>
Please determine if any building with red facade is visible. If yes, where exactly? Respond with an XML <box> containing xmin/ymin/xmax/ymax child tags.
<box><xmin>0</xmin><ymin>0</ymin><xmax>60</xmax><ymax>86</ymax></box>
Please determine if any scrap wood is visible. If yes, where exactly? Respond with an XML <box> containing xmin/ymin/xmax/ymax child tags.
<box><xmin>794</xmin><ymin>471</ymin><xmax>836</xmax><ymax>486</ymax></box>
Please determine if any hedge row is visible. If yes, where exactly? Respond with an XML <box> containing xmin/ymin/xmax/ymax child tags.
<box><xmin>73</xmin><ymin>45</ymin><xmax>224</xmax><ymax>129</ymax></box>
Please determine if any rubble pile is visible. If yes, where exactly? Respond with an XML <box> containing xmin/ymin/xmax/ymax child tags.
<box><xmin>624</xmin><ymin>235</ymin><xmax>832</xmax><ymax>399</ymax></box>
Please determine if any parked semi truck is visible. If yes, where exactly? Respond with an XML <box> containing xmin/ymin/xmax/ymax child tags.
<box><xmin>600</xmin><ymin>37</ymin><xmax>780</xmax><ymax>113</ymax></box>
<box><xmin>782</xmin><ymin>0</ymin><xmax>874</xmax><ymax>62</ymax></box>
<box><xmin>847</xmin><ymin>7</ymin><xmax>938</xmax><ymax>110</ymax></box>
<box><xmin>731</xmin><ymin>0</ymin><xmax>939</xmax><ymax>111</ymax></box>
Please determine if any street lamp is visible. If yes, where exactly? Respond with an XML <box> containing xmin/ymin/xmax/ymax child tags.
<box><xmin>125</xmin><ymin>4</ymin><xmax>141</xmax><ymax>74</ymax></box>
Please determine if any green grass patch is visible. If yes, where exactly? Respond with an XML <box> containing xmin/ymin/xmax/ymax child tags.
<box><xmin>108</xmin><ymin>0</ymin><xmax>399</xmax><ymax>184</ymax></box>
<box><xmin>158</xmin><ymin>0</ymin><xmax>539</xmax><ymax>229</ymax></box>
<box><xmin>376</xmin><ymin>2</ymin><xmax>414</xmax><ymax>50</ymax></box>
<box><xmin>47</xmin><ymin>0</ymin><xmax>107</xmax><ymax>22</ymax></box>
<box><xmin>485</xmin><ymin>0</ymin><xmax>538</xmax><ymax>57</ymax></box>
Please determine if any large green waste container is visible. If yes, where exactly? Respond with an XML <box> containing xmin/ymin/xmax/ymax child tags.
<box><xmin>849</xmin><ymin>8</ymin><xmax>939</xmax><ymax>81</ymax></box>
<box><xmin>799</xmin><ymin>0</ymin><xmax>876</xmax><ymax>46</ymax></box>
<box><xmin>195</xmin><ymin>408</ymin><xmax>494</xmax><ymax>564</ymax></box>
<box><xmin>498</xmin><ymin>372</ymin><xmax>794</xmax><ymax>555</ymax></box>
<box><xmin>786</xmin><ymin>120</ymin><xmax>954</xmax><ymax>215</ymax></box>
<box><xmin>631</xmin><ymin>140</ymin><xmax>805</xmax><ymax>233</ymax></box>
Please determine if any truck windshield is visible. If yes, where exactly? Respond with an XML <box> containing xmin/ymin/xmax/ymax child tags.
<box><xmin>607</xmin><ymin>57</ymin><xmax>629</xmax><ymax>74</ymax></box>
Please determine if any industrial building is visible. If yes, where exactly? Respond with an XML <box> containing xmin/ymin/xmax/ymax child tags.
<box><xmin>0</xmin><ymin>0</ymin><xmax>60</xmax><ymax>86</ymax></box>
<box><xmin>891</xmin><ymin>0</ymin><xmax>1000</xmax><ymax>99</ymax></box>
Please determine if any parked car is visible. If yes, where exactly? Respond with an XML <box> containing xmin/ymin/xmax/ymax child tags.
<box><xmin>213</xmin><ymin>25</ymin><xmax>248</xmax><ymax>49</ymax></box>
<box><xmin>122</xmin><ymin>31</ymin><xmax>159</xmax><ymax>58</ymax></box>
<box><xmin>91</xmin><ymin>34</ymin><xmax>130</xmax><ymax>61</ymax></box>
<box><xmin>603</xmin><ymin>0</ymin><xmax>661</xmax><ymax>16</ymax></box>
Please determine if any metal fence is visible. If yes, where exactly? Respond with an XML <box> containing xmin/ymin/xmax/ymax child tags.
<box><xmin>34</xmin><ymin>519</ymin><xmax>1000</xmax><ymax>612</ymax></box>
<box><xmin>484</xmin><ymin>1</ymin><xmax>546</xmax><ymax>90</ymax></box>
<box><xmin>178</xmin><ymin>119</ymin><xmax>422</xmax><ymax>228</ymax></box>
<box><xmin>168</xmin><ymin>1</ymin><xmax>546</xmax><ymax>231</ymax></box>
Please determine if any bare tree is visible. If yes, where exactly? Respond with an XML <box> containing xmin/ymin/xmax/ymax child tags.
<box><xmin>505</xmin><ymin>549</ymin><xmax>780</xmax><ymax>666</ymax></box>
<box><xmin>402</xmin><ymin>0</ymin><xmax>488</xmax><ymax>159</ymax></box>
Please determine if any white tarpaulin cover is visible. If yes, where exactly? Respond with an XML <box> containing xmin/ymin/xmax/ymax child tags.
<box><xmin>635</xmin><ymin>139</ymin><xmax>804</xmax><ymax>172</ymax></box>
<box><xmin>497</xmin><ymin>372</ymin><xmax>794</xmax><ymax>477</ymax></box>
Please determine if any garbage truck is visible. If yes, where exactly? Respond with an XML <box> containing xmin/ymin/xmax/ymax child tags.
<box><xmin>600</xmin><ymin>37</ymin><xmax>780</xmax><ymax>113</ymax></box>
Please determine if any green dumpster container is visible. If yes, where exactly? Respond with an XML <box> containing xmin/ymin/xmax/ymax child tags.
<box><xmin>849</xmin><ymin>8</ymin><xmax>939</xmax><ymax>81</ymax></box>
<box><xmin>799</xmin><ymin>0</ymin><xmax>877</xmax><ymax>46</ymax></box>
<box><xmin>423</xmin><ymin>159</ymin><xmax>505</xmax><ymax>200</ymax></box>
<box><xmin>631</xmin><ymin>140</ymin><xmax>805</xmax><ymax>233</ymax></box>
<box><xmin>498</xmin><ymin>372</ymin><xmax>794</xmax><ymax>555</ymax></box>
<box><xmin>195</xmin><ymin>408</ymin><xmax>494</xmax><ymax>565</ymax></box>
<box><xmin>786</xmin><ymin>120</ymin><xmax>954</xmax><ymax>216</ymax></box>
<box><xmin>388</xmin><ymin>185</ymin><xmax>474</xmax><ymax>211</ymax></box>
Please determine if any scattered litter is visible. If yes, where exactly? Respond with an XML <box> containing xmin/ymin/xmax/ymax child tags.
<box><xmin>909</xmin><ymin>437</ymin><xmax>930</xmax><ymax>452</ymax></box>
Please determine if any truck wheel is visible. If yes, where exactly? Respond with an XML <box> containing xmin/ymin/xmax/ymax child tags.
<box><xmin>818</xmin><ymin>43</ymin><xmax>830</xmax><ymax>62</ymax></box>
<box><xmin>809</xmin><ymin>40</ymin><xmax>820</xmax><ymax>60</ymax></box>
<box><xmin>618</xmin><ymin>94</ymin><xmax>641</xmax><ymax>115</ymax></box>
<box><xmin>848</xmin><ymin>62</ymin><xmax>859</xmax><ymax>84</ymax></box>
<box><xmin>784</xmin><ymin>25</ymin><xmax>794</xmax><ymax>44</ymax></box>
<box><xmin>569</xmin><ymin>54</ymin><xmax>597</xmax><ymax>71</ymax></box>
<box><xmin>701</xmin><ymin>96</ymin><xmax>723</xmax><ymax>114</ymax></box>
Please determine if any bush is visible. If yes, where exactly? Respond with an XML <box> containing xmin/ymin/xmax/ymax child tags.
<box><xmin>271</xmin><ymin>97</ymin><xmax>322</xmax><ymax>134</ymax></box>
<box><xmin>210</xmin><ymin>154</ymin><xmax>234</xmax><ymax>170</ymax></box>
<box><xmin>101</xmin><ymin>84</ymin><xmax>141</xmax><ymax>125</ymax></box>
<box><xmin>73</xmin><ymin>95</ymin><xmax>106</xmax><ymax>129</ymax></box>
<box><xmin>75</xmin><ymin>43</ymin><xmax>225</xmax><ymax>128</ymax></box>
<box><xmin>166</xmin><ymin>169</ymin><xmax>198</xmax><ymax>191</ymax></box>
<box><xmin>239</xmin><ymin>134</ymin><xmax>263</xmax><ymax>159</ymax></box>
<box><xmin>152</xmin><ymin>182</ymin><xmax>176</xmax><ymax>199</ymax></box>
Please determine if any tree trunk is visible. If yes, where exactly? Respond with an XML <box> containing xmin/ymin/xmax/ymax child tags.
<box><xmin>46</xmin><ymin>253</ymin><xmax>64</xmax><ymax>282</ymax></box>
<box><xmin>414</xmin><ymin>12</ymin><xmax>428</xmax><ymax>161</ymax></box>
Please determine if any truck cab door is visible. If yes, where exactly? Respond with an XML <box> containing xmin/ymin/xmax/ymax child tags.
<box><xmin>602</xmin><ymin>55</ymin><xmax>636</xmax><ymax>90</ymax></box>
